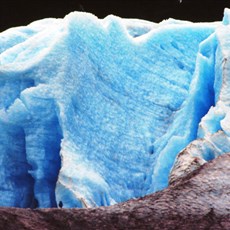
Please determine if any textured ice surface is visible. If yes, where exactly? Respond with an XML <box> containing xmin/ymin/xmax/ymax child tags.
<box><xmin>0</xmin><ymin>10</ymin><xmax>229</xmax><ymax>208</ymax></box>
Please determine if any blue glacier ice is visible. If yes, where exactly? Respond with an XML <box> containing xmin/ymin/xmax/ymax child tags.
<box><xmin>0</xmin><ymin>9</ymin><xmax>230</xmax><ymax>208</ymax></box>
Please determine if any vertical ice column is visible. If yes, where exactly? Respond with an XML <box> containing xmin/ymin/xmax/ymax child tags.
<box><xmin>21</xmin><ymin>92</ymin><xmax>62</xmax><ymax>208</ymax></box>
<box><xmin>0</xmin><ymin>122</ymin><xmax>34</xmax><ymax>207</ymax></box>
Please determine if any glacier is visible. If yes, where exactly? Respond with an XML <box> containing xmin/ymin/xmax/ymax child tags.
<box><xmin>0</xmin><ymin>9</ymin><xmax>230</xmax><ymax>208</ymax></box>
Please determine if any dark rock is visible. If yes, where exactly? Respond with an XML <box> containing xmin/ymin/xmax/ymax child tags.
<box><xmin>58</xmin><ymin>201</ymin><xmax>63</xmax><ymax>209</ymax></box>
<box><xmin>169</xmin><ymin>139</ymin><xmax>208</xmax><ymax>185</ymax></box>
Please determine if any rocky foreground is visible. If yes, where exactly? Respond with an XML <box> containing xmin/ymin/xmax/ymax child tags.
<box><xmin>0</xmin><ymin>153</ymin><xmax>230</xmax><ymax>230</ymax></box>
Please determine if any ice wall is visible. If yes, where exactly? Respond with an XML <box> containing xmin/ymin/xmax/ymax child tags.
<box><xmin>196</xmin><ymin>9</ymin><xmax>230</xmax><ymax>159</ymax></box>
<box><xmin>0</xmin><ymin>10</ymin><xmax>229</xmax><ymax>208</ymax></box>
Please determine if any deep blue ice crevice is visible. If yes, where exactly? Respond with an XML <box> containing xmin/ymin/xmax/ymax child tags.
<box><xmin>19</xmin><ymin>86</ymin><xmax>63</xmax><ymax>208</ymax></box>
<box><xmin>0</xmin><ymin>84</ymin><xmax>63</xmax><ymax>208</ymax></box>
<box><xmin>0</xmin><ymin>121</ymin><xmax>34</xmax><ymax>207</ymax></box>
<box><xmin>197</xmin><ymin>15</ymin><xmax>230</xmax><ymax>158</ymax></box>
<box><xmin>0</xmin><ymin>25</ymin><xmax>65</xmax><ymax>207</ymax></box>
<box><xmin>0</xmin><ymin>71</ymin><xmax>36</xmax><ymax>208</ymax></box>
<box><xmin>0</xmin><ymin>18</ymin><xmax>67</xmax><ymax>208</ymax></box>
<box><xmin>172</xmin><ymin>9</ymin><xmax>230</xmax><ymax>178</ymax></box>
<box><xmin>147</xmin><ymin>31</ymin><xmax>218</xmax><ymax>192</ymax></box>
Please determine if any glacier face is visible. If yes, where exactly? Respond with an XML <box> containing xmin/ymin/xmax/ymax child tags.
<box><xmin>0</xmin><ymin>9</ymin><xmax>229</xmax><ymax>208</ymax></box>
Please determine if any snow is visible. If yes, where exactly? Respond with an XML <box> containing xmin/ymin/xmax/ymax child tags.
<box><xmin>0</xmin><ymin>9</ymin><xmax>229</xmax><ymax>208</ymax></box>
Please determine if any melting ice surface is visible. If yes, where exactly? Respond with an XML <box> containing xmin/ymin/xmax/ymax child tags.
<box><xmin>0</xmin><ymin>9</ymin><xmax>230</xmax><ymax>208</ymax></box>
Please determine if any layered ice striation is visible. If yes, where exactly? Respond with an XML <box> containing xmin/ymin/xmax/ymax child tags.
<box><xmin>0</xmin><ymin>9</ymin><xmax>229</xmax><ymax>208</ymax></box>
